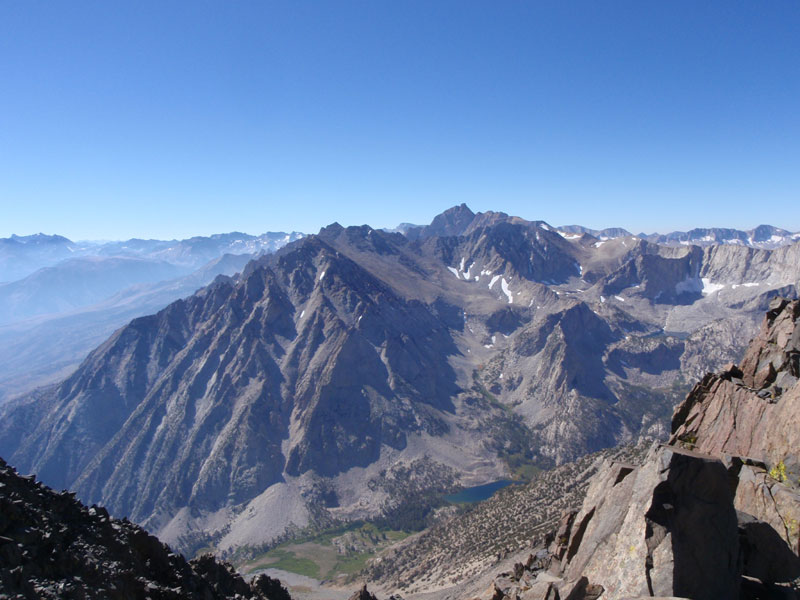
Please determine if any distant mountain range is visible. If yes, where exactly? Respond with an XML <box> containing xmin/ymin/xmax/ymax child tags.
<box><xmin>567</xmin><ymin>223</ymin><xmax>800</xmax><ymax>248</ymax></box>
<box><xmin>0</xmin><ymin>231</ymin><xmax>304</xmax><ymax>402</ymax></box>
<box><xmin>396</xmin><ymin>217</ymin><xmax>800</xmax><ymax>249</ymax></box>
<box><xmin>1</xmin><ymin>204</ymin><xmax>798</xmax><ymax>559</ymax></box>
<box><xmin>0</xmin><ymin>231</ymin><xmax>305</xmax><ymax>284</ymax></box>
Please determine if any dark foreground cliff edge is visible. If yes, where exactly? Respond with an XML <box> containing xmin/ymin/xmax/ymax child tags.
<box><xmin>0</xmin><ymin>455</ymin><xmax>292</xmax><ymax>600</ymax></box>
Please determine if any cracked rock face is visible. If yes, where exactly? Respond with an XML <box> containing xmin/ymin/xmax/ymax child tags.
<box><xmin>671</xmin><ymin>298</ymin><xmax>800</xmax><ymax>554</ymax></box>
<box><xmin>557</xmin><ymin>445</ymin><xmax>741</xmax><ymax>600</ymax></box>
<box><xmin>671</xmin><ymin>297</ymin><xmax>800</xmax><ymax>468</ymax></box>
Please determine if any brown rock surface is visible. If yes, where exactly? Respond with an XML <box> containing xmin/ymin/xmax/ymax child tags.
<box><xmin>670</xmin><ymin>297</ymin><xmax>800</xmax><ymax>557</ymax></box>
<box><xmin>670</xmin><ymin>297</ymin><xmax>800</xmax><ymax>468</ymax></box>
<box><xmin>557</xmin><ymin>445</ymin><xmax>741</xmax><ymax>600</ymax></box>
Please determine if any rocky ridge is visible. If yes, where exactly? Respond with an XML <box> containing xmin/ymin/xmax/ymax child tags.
<box><xmin>402</xmin><ymin>207</ymin><xmax>800</xmax><ymax>250</ymax></box>
<box><xmin>0</xmin><ymin>230</ymin><xmax>303</xmax><ymax>403</ymax></box>
<box><xmin>0</xmin><ymin>455</ymin><xmax>291</xmax><ymax>599</ymax></box>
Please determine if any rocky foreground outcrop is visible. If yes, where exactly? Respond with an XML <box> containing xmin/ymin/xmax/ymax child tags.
<box><xmin>480</xmin><ymin>298</ymin><xmax>800</xmax><ymax>599</ymax></box>
<box><xmin>0</xmin><ymin>456</ymin><xmax>291</xmax><ymax>599</ymax></box>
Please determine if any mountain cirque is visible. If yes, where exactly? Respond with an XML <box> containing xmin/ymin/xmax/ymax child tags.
<box><xmin>1</xmin><ymin>206</ymin><xmax>799</xmax><ymax>557</ymax></box>
<box><xmin>447</xmin><ymin>298</ymin><xmax>800</xmax><ymax>600</ymax></box>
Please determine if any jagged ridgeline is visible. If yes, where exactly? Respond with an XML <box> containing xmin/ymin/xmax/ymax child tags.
<box><xmin>0</xmin><ymin>456</ymin><xmax>291</xmax><ymax>599</ymax></box>
<box><xmin>1</xmin><ymin>206</ymin><xmax>799</xmax><ymax>556</ymax></box>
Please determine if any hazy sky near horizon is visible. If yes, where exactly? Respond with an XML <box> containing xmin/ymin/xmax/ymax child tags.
<box><xmin>1</xmin><ymin>2</ymin><xmax>799</xmax><ymax>240</ymax></box>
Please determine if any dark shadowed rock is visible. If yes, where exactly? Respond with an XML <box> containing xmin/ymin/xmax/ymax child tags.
<box><xmin>557</xmin><ymin>445</ymin><xmax>741</xmax><ymax>600</ymax></box>
<box><xmin>0</xmin><ymin>455</ymin><xmax>290</xmax><ymax>599</ymax></box>
<box><xmin>348</xmin><ymin>583</ymin><xmax>379</xmax><ymax>600</ymax></box>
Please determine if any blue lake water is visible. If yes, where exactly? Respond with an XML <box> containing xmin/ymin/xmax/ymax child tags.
<box><xmin>444</xmin><ymin>480</ymin><xmax>518</xmax><ymax>504</ymax></box>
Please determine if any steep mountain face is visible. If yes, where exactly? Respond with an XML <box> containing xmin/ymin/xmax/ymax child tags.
<box><xmin>0</xmin><ymin>229</ymin><xmax>520</xmax><ymax>553</ymax></box>
<box><xmin>0</xmin><ymin>456</ymin><xmax>292</xmax><ymax>599</ymax></box>
<box><xmin>1</xmin><ymin>207</ymin><xmax>799</xmax><ymax>556</ymax></box>
<box><xmin>0</xmin><ymin>230</ymin><xmax>303</xmax><ymax>403</ymax></box>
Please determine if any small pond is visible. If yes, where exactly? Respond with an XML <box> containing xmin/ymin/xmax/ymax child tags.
<box><xmin>444</xmin><ymin>480</ymin><xmax>519</xmax><ymax>504</ymax></box>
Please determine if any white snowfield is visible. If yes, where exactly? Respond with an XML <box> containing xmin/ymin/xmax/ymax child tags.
<box><xmin>501</xmin><ymin>278</ymin><xmax>513</xmax><ymax>303</ymax></box>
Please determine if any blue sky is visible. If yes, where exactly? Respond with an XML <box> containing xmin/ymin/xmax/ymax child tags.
<box><xmin>1</xmin><ymin>1</ymin><xmax>798</xmax><ymax>240</ymax></box>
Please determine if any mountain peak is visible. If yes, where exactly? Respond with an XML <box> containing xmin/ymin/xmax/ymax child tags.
<box><xmin>412</xmin><ymin>204</ymin><xmax>476</xmax><ymax>240</ymax></box>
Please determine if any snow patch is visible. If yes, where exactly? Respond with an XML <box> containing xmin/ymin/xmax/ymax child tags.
<box><xmin>732</xmin><ymin>282</ymin><xmax>761</xmax><ymax>289</ymax></box>
<box><xmin>501</xmin><ymin>278</ymin><xmax>513</xmax><ymax>303</ymax></box>
<box><xmin>700</xmin><ymin>278</ymin><xmax>725</xmax><ymax>295</ymax></box>
<box><xmin>447</xmin><ymin>267</ymin><xmax>460</xmax><ymax>278</ymax></box>
<box><xmin>319</xmin><ymin>270</ymin><xmax>326</xmax><ymax>281</ymax></box>
<box><xmin>489</xmin><ymin>275</ymin><xmax>501</xmax><ymax>289</ymax></box>
<box><xmin>600</xmin><ymin>296</ymin><xmax>606</xmax><ymax>303</ymax></box>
